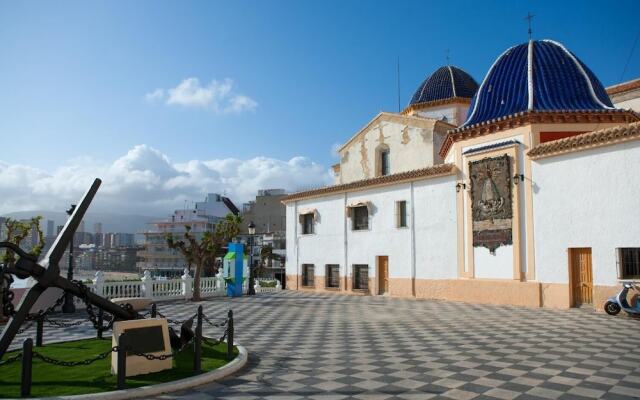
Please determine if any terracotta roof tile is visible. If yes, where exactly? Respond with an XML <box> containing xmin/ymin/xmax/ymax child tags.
<box><xmin>282</xmin><ymin>163</ymin><xmax>456</xmax><ymax>202</ymax></box>
<box><xmin>606</xmin><ymin>78</ymin><xmax>640</xmax><ymax>96</ymax></box>
<box><xmin>528</xmin><ymin>122</ymin><xmax>640</xmax><ymax>159</ymax></box>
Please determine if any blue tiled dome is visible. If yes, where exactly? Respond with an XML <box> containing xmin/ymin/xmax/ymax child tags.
<box><xmin>409</xmin><ymin>66</ymin><xmax>479</xmax><ymax>105</ymax></box>
<box><xmin>462</xmin><ymin>40</ymin><xmax>614</xmax><ymax>127</ymax></box>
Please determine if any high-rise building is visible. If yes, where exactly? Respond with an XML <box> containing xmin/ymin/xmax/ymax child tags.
<box><xmin>46</xmin><ymin>220</ymin><xmax>54</xmax><ymax>238</ymax></box>
<box><xmin>94</xmin><ymin>222</ymin><xmax>102</xmax><ymax>235</ymax></box>
<box><xmin>138</xmin><ymin>193</ymin><xmax>239</xmax><ymax>277</ymax></box>
<box><xmin>241</xmin><ymin>189</ymin><xmax>287</xmax><ymax>234</ymax></box>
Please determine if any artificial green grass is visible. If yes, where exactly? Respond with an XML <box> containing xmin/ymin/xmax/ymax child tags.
<box><xmin>0</xmin><ymin>337</ymin><xmax>238</xmax><ymax>398</ymax></box>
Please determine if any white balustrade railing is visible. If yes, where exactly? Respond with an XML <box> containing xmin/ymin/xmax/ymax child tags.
<box><xmin>84</xmin><ymin>269</ymin><xmax>281</xmax><ymax>302</ymax></box>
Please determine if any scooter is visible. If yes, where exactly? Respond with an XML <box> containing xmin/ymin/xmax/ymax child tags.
<box><xmin>604</xmin><ymin>283</ymin><xmax>640</xmax><ymax>316</ymax></box>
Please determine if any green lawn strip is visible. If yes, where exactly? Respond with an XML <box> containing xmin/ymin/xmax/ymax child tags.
<box><xmin>0</xmin><ymin>338</ymin><xmax>238</xmax><ymax>398</ymax></box>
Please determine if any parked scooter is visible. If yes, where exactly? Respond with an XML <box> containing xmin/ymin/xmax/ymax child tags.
<box><xmin>604</xmin><ymin>283</ymin><xmax>640</xmax><ymax>316</ymax></box>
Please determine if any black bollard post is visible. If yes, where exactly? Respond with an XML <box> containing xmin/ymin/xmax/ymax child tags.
<box><xmin>21</xmin><ymin>338</ymin><xmax>33</xmax><ymax>398</ymax></box>
<box><xmin>151</xmin><ymin>303</ymin><xmax>157</xmax><ymax>318</ymax></box>
<box><xmin>194</xmin><ymin>305</ymin><xmax>202</xmax><ymax>373</ymax></box>
<box><xmin>97</xmin><ymin>309</ymin><xmax>104</xmax><ymax>339</ymax></box>
<box><xmin>227</xmin><ymin>310</ymin><xmax>234</xmax><ymax>360</ymax></box>
<box><xmin>117</xmin><ymin>333</ymin><xmax>128</xmax><ymax>390</ymax></box>
<box><xmin>36</xmin><ymin>316</ymin><xmax>43</xmax><ymax>347</ymax></box>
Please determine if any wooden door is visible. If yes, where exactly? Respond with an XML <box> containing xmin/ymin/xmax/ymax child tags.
<box><xmin>378</xmin><ymin>256</ymin><xmax>389</xmax><ymax>295</ymax></box>
<box><xmin>570</xmin><ymin>248</ymin><xmax>593</xmax><ymax>306</ymax></box>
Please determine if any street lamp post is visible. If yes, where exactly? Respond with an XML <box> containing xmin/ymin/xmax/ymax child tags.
<box><xmin>247</xmin><ymin>221</ymin><xmax>256</xmax><ymax>295</ymax></box>
<box><xmin>61</xmin><ymin>204</ymin><xmax>77</xmax><ymax>313</ymax></box>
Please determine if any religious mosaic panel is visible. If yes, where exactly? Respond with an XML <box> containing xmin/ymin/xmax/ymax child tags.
<box><xmin>469</xmin><ymin>154</ymin><xmax>512</xmax><ymax>254</ymax></box>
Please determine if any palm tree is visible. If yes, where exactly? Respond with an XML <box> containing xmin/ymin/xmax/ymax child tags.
<box><xmin>258</xmin><ymin>244</ymin><xmax>274</xmax><ymax>278</ymax></box>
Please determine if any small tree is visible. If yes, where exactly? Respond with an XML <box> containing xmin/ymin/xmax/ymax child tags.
<box><xmin>258</xmin><ymin>243</ymin><xmax>274</xmax><ymax>278</ymax></box>
<box><xmin>166</xmin><ymin>226</ymin><xmax>219</xmax><ymax>301</ymax></box>
<box><xmin>1</xmin><ymin>217</ymin><xmax>44</xmax><ymax>320</ymax></box>
<box><xmin>215</xmin><ymin>213</ymin><xmax>243</xmax><ymax>244</ymax></box>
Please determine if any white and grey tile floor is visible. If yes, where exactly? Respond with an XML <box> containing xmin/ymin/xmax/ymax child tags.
<box><xmin>8</xmin><ymin>291</ymin><xmax>640</xmax><ymax>399</ymax></box>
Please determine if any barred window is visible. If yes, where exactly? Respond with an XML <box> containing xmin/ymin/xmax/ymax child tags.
<box><xmin>325</xmin><ymin>264</ymin><xmax>339</xmax><ymax>288</ymax></box>
<box><xmin>617</xmin><ymin>248</ymin><xmax>640</xmax><ymax>279</ymax></box>
<box><xmin>353</xmin><ymin>264</ymin><xmax>369</xmax><ymax>290</ymax></box>
<box><xmin>302</xmin><ymin>214</ymin><xmax>314</xmax><ymax>235</ymax></box>
<box><xmin>352</xmin><ymin>206</ymin><xmax>369</xmax><ymax>231</ymax></box>
<box><xmin>302</xmin><ymin>264</ymin><xmax>315</xmax><ymax>287</ymax></box>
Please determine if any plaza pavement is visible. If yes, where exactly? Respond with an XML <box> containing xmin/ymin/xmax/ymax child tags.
<box><xmin>10</xmin><ymin>290</ymin><xmax>640</xmax><ymax>399</ymax></box>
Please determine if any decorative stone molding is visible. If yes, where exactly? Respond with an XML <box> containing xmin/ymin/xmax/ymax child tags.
<box><xmin>439</xmin><ymin>109</ymin><xmax>640</xmax><ymax>158</ymax></box>
<box><xmin>282</xmin><ymin>163</ymin><xmax>456</xmax><ymax>203</ymax></box>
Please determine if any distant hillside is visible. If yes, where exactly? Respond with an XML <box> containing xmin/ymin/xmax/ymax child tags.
<box><xmin>2</xmin><ymin>210</ymin><xmax>162</xmax><ymax>235</ymax></box>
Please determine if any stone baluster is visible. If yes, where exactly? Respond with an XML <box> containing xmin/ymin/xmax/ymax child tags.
<box><xmin>254</xmin><ymin>279</ymin><xmax>261</xmax><ymax>293</ymax></box>
<box><xmin>141</xmin><ymin>270</ymin><xmax>153</xmax><ymax>298</ymax></box>
<box><xmin>216</xmin><ymin>271</ymin><xmax>224</xmax><ymax>291</ymax></box>
<box><xmin>181</xmin><ymin>268</ymin><xmax>193</xmax><ymax>300</ymax></box>
<box><xmin>92</xmin><ymin>271</ymin><xmax>104</xmax><ymax>297</ymax></box>
<box><xmin>276</xmin><ymin>280</ymin><xmax>282</xmax><ymax>290</ymax></box>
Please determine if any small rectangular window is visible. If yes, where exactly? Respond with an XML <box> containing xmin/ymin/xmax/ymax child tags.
<box><xmin>325</xmin><ymin>264</ymin><xmax>339</xmax><ymax>288</ymax></box>
<box><xmin>396</xmin><ymin>201</ymin><xmax>407</xmax><ymax>228</ymax></box>
<box><xmin>302</xmin><ymin>213</ymin><xmax>314</xmax><ymax>235</ymax></box>
<box><xmin>352</xmin><ymin>206</ymin><xmax>369</xmax><ymax>231</ymax></box>
<box><xmin>302</xmin><ymin>264</ymin><xmax>315</xmax><ymax>287</ymax></box>
<box><xmin>617</xmin><ymin>248</ymin><xmax>640</xmax><ymax>279</ymax></box>
<box><xmin>353</xmin><ymin>264</ymin><xmax>369</xmax><ymax>290</ymax></box>
<box><xmin>380</xmin><ymin>150</ymin><xmax>390</xmax><ymax>176</ymax></box>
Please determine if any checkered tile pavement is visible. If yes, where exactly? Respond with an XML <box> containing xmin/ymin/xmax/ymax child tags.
<box><xmin>8</xmin><ymin>291</ymin><xmax>640</xmax><ymax>399</ymax></box>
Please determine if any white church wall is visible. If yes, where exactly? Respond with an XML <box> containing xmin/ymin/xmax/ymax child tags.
<box><xmin>338</xmin><ymin>117</ymin><xmax>437</xmax><ymax>184</ymax></box>
<box><xmin>345</xmin><ymin>185</ymin><xmax>413</xmax><ymax>280</ymax></box>
<box><xmin>413</xmin><ymin>175</ymin><xmax>458</xmax><ymax>279</ymax></box>
<box><xmin>532</xmin><ymin>140</ymin><xmax>640</xmax><ymax>286</ymax></box>
<box><xmin>294</xmin><ymin>194</ymin><xmax>346</xmax><ymax>280</ymax></box>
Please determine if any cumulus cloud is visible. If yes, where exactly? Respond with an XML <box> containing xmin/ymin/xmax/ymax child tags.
<box><xmin>146</xmin><ymin>77</ymin><xmax>257</xmax><ymax>113</ymax></box>
<box><xmin>0</xmin><ymin>145</ymin><xmax>332</xmax><ymax>216</ymax></box>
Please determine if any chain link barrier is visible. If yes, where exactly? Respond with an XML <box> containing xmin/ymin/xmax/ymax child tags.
<box><xmin>156</xmin><ymin>310</ymin><xmax>197</xmax><ymax>326</ymax></box>
<box><xmin>202</xmin><ymin>314</ymin><xmax>228</xmax><ymax>328</ymax></box>
<box><xmin>0</xmin><ymin>352</ymin><xmax>22</xmax><ymax>367</ymax></box>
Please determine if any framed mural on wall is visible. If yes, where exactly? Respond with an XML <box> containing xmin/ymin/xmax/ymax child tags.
<box><xmin>469</xmin><ymin>154</ymin><xmax>513</xmax><ymax>254</ymax></box>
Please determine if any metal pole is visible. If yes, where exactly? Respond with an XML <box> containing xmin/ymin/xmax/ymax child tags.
<box><xmin>194</xmin><ymin>305</ymin><xmax>202</xmax><ymax>373</ymax></box>
<box><xmin>117</xmin><ymin>333</ymin><xmax>127</xmax><ymax>390</ymax></box>
<box><xmin>21</xmin><ymin>338</ymin><xmax>33</xmax><ymax>398</ymax></box>
<box><xmin>151</xmin><ymin>303</ymin><xmax>157</xmax><ymax>318</ymax></box>
<box><xmin>62</xmin><ymin>205</ymin><xmax>77</xmax><ymax>314</ymax></box>
<box><xmin>97</xmin><ymin>309</ymin><xmax>103</xmax><ymax>339</ymax></box>
<box><xmin>248</xmin><ymin>235</ymin><xmax>255</xmax><ymax>295</ymax></box>
<box><xmin>227</xmin><ymin>309</ymin><xmax>233</xmax><ymax>360</ymax></box>
<box><xmin>36</xmin><ymin>316</ymin><xmax>43</xmax><ymax>347</ymax></box>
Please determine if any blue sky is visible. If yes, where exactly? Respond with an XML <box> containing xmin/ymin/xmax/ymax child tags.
<box><xmin>0</xmin><ymin>1</ymin><xmax>639</xmax><ymax>214</ymax></box>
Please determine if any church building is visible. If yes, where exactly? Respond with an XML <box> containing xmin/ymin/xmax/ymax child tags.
<box><xmin>283</xmin><ymin>39</ymin><xmax>640</xmax><ymax>311</ymax></box>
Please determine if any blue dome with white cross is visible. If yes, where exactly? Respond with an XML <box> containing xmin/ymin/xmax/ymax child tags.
<box><xmin>461</xmin><ymin>40</ymin><xmax>615</xmax><ymax>128</ymax></box>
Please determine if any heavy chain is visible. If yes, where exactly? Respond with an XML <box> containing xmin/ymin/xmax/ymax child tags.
<box><xmin>43</xmin><ymin>316</ymin><xmax>85</xmax><ymax>328</ymax></box>
<box><xmin>202</xmin><ymin>314</ymin><xmax>228</xmax><ymax>328</ymax></box>
<box><xmin>32</xmin><ymin>347</ymin><xmax>116</xmax><ymax>367</ymax></box>
<box><xmin>73</xmin><ymin>279</ymin><xmax>123</xmax><ymax>332</ymax></box>
<box><xmin>0</xmin><ymin>352</ymin><xmax>22</xmax><ymax>367</ymax></box>
<box><xmin>156</xmin><ymin>310</ymin><xmax>196</xmax><ymax>326</ymax></box>
<box><xmin>1</xmin><ymin>272</ymin><xmax>15</xmax><ymax>317</ymax></box>
<box><xmin>24</xmin><ymin>291</ymin><xmax>66</xmax><ymax>321</ymax></box>
<box><xmin>203</xmin><ymin>330</ymin><xmax>228</xmax><ymax>347</ymax></box>
<box><xmin>128</xmin><ymin>349</ymin><xmax>173</xmax><ymax>361</ymax></box>
<box><xmin>17</xmin><ymin>321</ymin><xmax>35</xmax><ymax>334</ymax></box>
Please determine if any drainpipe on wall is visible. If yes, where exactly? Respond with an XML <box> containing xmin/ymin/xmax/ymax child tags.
<box><xmin>343</xmin><ymin>193</ymin><xmax>348</xmax><ymax>291</ymax></box>
<box><xmin>294</xmin><ymin>202</ymin><xmax>299</xmax><ymax>290</ymax></box>
<box><xmin>410</xmin><ymin>181</ymin><xmax>417</xmax><ymax>297</ymax></box>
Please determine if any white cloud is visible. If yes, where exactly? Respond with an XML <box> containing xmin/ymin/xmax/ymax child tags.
<box><xmin>330</xmin><ymin>143</ymin><xmax>342</xmax><ymax>158</ymax></box>
<box><xmin>146</xmin><ymin>77</ymin><xmax>257</xmax><ymax>114</ymax></box>
<box><xmin>0</xmin><ymin>145</ymin><xmax>331</xmax><ymax>216</ymax></box>
<box><xmin>145</xmin><ymin>88</ymin><xmax>165</xmax><ymax>102</ymax></box>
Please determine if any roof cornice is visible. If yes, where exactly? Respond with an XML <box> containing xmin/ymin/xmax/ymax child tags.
<box><xmin>439</xmin><ymin>109</ymin><xmax>639</xmax><ymax>158</ymax></box>
<box><xmin>401</xmin><ymin>97</ymin><xmax>472</xmax><ymax>115</ymax></box>
<box><xmin>338</xmin><ymin>112</ymin><xmax>454</xmax><ymax>153</ymax></box>
<box><xmin>282</xmin><ymin>163</ymin><xmax>456</xmax><ymax>203</ymax></box>
<box><xmin>528</xmin><ymin>121</ymin><xmax>640</xmax><ymax>159</ymax></box>
<box><xmin>606</xmin><ymin>78</ymin><xmax>640</xmax><ymax>96</ymax></box>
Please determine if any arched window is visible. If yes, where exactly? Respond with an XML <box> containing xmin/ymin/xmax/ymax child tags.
<box><xmin>376</xmin><ymin>145</ymin><xmax>390</xmax><ymax>177</ymax></box>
